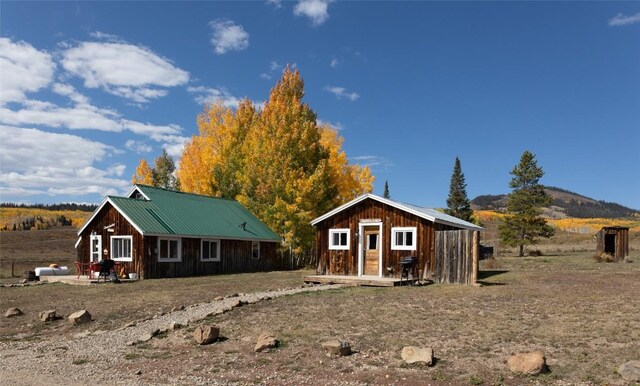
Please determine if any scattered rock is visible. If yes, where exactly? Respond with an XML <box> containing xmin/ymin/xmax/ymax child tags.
<box><xmin>137</xmin><ymin>333</ymin><xmax>153</xmax><ymax>343</ymax></box>
<box><xmin>229</xmin><ymin>299</ymin><xmax>242</xmax><ymax>308</ymax></box>
<box><xmin>123</xmin><ymin>321</ymin><xmax>137</xmax><ymax>328</ymax></box>
<box><xmin>169</xmin><ymin>321</ymin><xmax>182</xmax><ymax>331</ymax></box>
<box><xmin>401</xmin><ymin>346</ymin><xmax>434</xmax><ymax>366</ymax></box>
<box><xmin>213</xmin><ymin>296</ymin><xmax>224</xmax><ymax>301</ymax></box>
<box><xmin>618</xmin><ymin>361</ymin><xmax>640</xmax><ymax>382</ymax></box>
<box><xmin>507</xmin><ymin>351</ymin><xmax>547</xmax><ymax>375</ymax></box>
<box><xmin>68</xmin><ymin>310</ymin><xmax>92</xmax><ymax>326</ymax></box>
<box><xmin>126</xmin><ymin>341</ymin><xmax>136</xmax><ymax>346</ymax></box>
<box><xmin>171</xmin><ymin>305</ymin><xmax>185</xmax><ymax>312</ymax></box>
<box><xmin>5</xmin><ymin>307</ymin><xmax>24</xmax><ymax>318</ymax></box>
<box><xmin>193</xmin><ymin>324</ymin><xmax>220</xmax><ymax>345</ymax></box>
<box><xmin>150</xmin><ymin>328</ymin><xmax>161</xmax><ymax>337</ymax></box>
<box><xmin>92</xmin><ymin>330</ymin><xmax>107</xmax><ymax>336</ymax></box>
<box><xmin>322</xmin><ymin>340</ymin><xmax>352</xmax><ymax>356</ymax></box>
<box><xmin>227</xmin><ymin>293</ymin><xmax>239</xmax><ymax>298</ymax></box>
<box><xmin>19</xmin><ymin>279</ymin><xmax>28</xmax><ymax>284</ymax></box>
<box><xmin>39</xmin><ymin>310</ymin><xmax>57</xmax><ymax>322</ymax></box>
<box><xmin>134</xmin><ymin>370</ymin><xmax>142</xmax><ymax>375</ymax></box>
<box><xmin>254</xmin><ymin>333</ymin><xmax>278</xmax><ymax>352</ymax></box>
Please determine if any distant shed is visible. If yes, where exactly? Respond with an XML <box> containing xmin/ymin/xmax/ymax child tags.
<box><xmin>595</xmin><ymin>226</ymin><xmax>629</xmax><ymax>261</ymax></box>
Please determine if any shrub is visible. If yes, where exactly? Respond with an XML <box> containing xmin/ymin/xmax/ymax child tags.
<box><xmin>528</xmin><ymin>249</ymin><xmax>543</xmax><ymax>257</ymax></box>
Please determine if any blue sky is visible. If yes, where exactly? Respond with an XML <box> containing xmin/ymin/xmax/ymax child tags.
<box><xmin>1</xmin><ymin>1</ymin><xmax>639</xmax><ymax>209</ymax></box>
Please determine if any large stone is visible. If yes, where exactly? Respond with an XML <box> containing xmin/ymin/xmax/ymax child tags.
<box><xmin>507</xmin><ymin>351</ymin><xmax>547</xmax><ymax>375</ymax></box>
<box><xmin>137</xmin><ymin>333</ymin><xmax>153</xmax><ymax>343</ymax></box>
<box><xmin>193</xmin><ymin>324</ymin><xmax>220</xmax><ymax>345</ymax></box>
<box><xmin>322</xmin><ymin>340</ymin><xmax>352</xmax><ymax>356</ymax></box>
<box><xmin>68</xmin><ymin>310</ymin><xmax>92</xmax><ymax>326</ymax></box>
<box><xmin>5</xmin><ymin>307</ymin><xmax>24</xmax><ymax>318</ymax></box>
<box><xmin>618</xmin><ymin>361</ymin><xmax>640</xmax><ymax>382</ymax></box>
<box><xmin>254</xmin><ymin>333</ymin><xmax>278</xmax><ymax>352</ymax></box>
<box><xmin>39</xmin><ymin>310</ymin><xmax>57</xmax><ymax>322</ymax></box>
<box><xmin>401</xmin><ymin>346</ymin><xmax>434</xmax><ymax>366</ymax></box>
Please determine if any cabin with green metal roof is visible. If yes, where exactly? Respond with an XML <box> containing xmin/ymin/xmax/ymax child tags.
<box><xmin>76</xmin><ymin>185</ymin><xmax>281</xmax><ymax>279</ymax></box>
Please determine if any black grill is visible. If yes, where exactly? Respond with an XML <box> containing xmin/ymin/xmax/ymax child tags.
<box><xmin>400</xmin><ymin>256</ymin><xmax>418</xmax><ymax>285</ymax></box>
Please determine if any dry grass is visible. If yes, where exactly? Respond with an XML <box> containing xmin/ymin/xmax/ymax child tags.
<box><xmin>113</xmin><ymin>251</ymin><xmax>640</xmax><ymax>385</ymax></box>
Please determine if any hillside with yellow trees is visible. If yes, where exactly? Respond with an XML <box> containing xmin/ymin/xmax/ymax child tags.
<box><xmin>133</xmin><ymin>68</ymin><xmax>374</xmax><ymax>255</ymax></box>
<box><xmin>0</xmin><ymin>207</ymin><xmax>92</xmax><ymax>231</ymax></box>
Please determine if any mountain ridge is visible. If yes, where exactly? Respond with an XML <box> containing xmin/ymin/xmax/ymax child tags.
<box><xmin>471</xmin><ymin>186</ymin><xmax>639</xmax><ymax>219</ymax></box>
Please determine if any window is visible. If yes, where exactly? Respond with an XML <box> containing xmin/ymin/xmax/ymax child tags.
<box><xmin>158</xmin><ymin>238</ymin><xmax>181</xmax><ymax>262</ymax></box>
<box><xmin>391</xmin><ymin>227</ymin><xmax>417</xmax><ymax>250</ymax></box>
<box><xmin>111</xmin><ymin>236</ymin><xmax>133</xmax><ymax>262</ymax></box>
<box><xmin>367</xmin><ymin>233</ymin><xmax>378</xmax><ymax>250</ymax></box>
<box><xmin>201</xmin><ymin>239</ymin><xmax>220</xmax><ymax>262</ymax></box>
<box><xmin>328</xmin><ymin>229</ymin><xmax>350</xmax><ymax>250</ymax></box>
<box><xmin>252</xmin><ymin>241</ymin><xmax>260</xmax><ymax>260</ymax></box>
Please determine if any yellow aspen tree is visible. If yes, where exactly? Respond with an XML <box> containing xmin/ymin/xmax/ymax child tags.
<box><xmin>131</xmin><ymin>159</ymin><xmax>153</xmax><ymax>185</ymax></box>
<box><xmin>238</xmin><ymin>67</ymin><xmax>334</xmax><ymax>253</ymax></box>
<box><xmin>318</xmin><ymin>124</ymin><xmax>374</xmax><ymax>205</ymax></box>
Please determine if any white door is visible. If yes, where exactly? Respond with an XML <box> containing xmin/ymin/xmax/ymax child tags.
<box><xmin>90</xmin><ymin>235</ymin><xmax>102</xmax><ymax>262</ymax></box>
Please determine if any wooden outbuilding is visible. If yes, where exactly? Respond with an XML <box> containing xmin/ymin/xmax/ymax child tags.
<box><xmin>76</xmin><ymin>185</ymin><xmax>281</xmax><ymax>279</ymax></box>
<box><xmin>596</xmin><ymin>226</ymin><xmax>629</xmax><ymax>261</ymax></box>
<box><xmin>308</xmin><ymin>194</ymin><xmax>482</xmax><ymax>285</ymax></box>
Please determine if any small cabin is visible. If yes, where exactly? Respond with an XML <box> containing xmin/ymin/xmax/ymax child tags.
<box><xmin>76</xmin><ymin>185</ymin><xmax>281</xmax><ymax>279</ymax></box>
<box><xmin>596</xmin><ymin>226</ymin><xmax>629</xmax><ymax>261</ymax></box>
<box><xmin>309</xmin><ymin>194</ymin><xmax>482</xmax><ymax>285</ymax></box>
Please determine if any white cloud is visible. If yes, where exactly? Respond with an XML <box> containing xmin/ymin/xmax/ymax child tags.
<box><xmin>125</xmin><ymin>139</ymin><xmax>153</xmax><ymax>154</ymax></box>
<box><xmin>0</xmin><ymin>101</ymin><xmax>121</xmax><ymax>131</ymax></box>
<box><xmin>209</xmin><ymin>19</ymin><xmax>250</xmax><ymax>55</ymax></box>
<box><xmin>350</xmin><ymin>155</ymin><xmax>394</xmax><ymax>170</ymax></box>
<box><xmin>260</xmin><ymin>73</ymin><xmax>272</xmax><ymax>80</ymax></box>
<box><xmin>61</xmin><ymin>42</ymin><xmax>189</xmax><ymax>102</ymax></box>
<box><xmin>89</xmin><ymin>31</ymin><xmax>120</xmax><ymax>41</ymax></box>
<box><xmin>294</xmin><ymin>0</ymin><xmax>333</xmax><ymax>26</ymax></box>
<box><xmin>187</xmin><ymin>86</ymin><xmax>242</xmax><ymax>108</ymax></box>
<box><xmin>330</xmin><ymin>57</ymin><xmax>339</xmax><ymax>68</ymax></box>
<box><xmin>609</xmin><ymin>13</ymin><xmax>640</xmax><ymax>26</ymax></box>
<box><xmin>0</xmin><ymin>125</ymin><xmax>129</xmax><ymax>199</ymax></box>
<box><xmin>324</xmin><ymin>85</ymin><xmax>360</xmax><ymax>101</ymax></box>
<box><xmin>266</xmin><ymin>0</ymin><xmax>282</xmax><ymax>8</ymax></box>
<box><xmin>51</xmin><ymin>82</ymin><xmax>90</xmax><ymax>105</ymax></box>
<box><xmin>0</xmin><ymin>38</ymin><xmax>56</xmax><ymax>105</ymax></box>
<box><xmin>317</xmin><ymin>119</ymin><xmax>344</xmax><ymax>131</ymax></box>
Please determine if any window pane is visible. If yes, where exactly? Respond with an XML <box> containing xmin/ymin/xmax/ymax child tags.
<box><xmin>203</xmin><ymin>241</ymin><xmax>210</xmax><ymax>260</ymax></box>
<box><xmin>160</xmin><ymin>240</ymin><xmax>168</xmax><ymax>259</ymax></box>
<box><xmin>406</xmin><ymin>231</ymin><xmax>413</xmax><ymax>246</ymax></box>
<box><xmin>211</xmin><ymin>241</ymin><xmax>218</xmax><ymax>260</ymax></box>
<box><xmin>125</xmin><ymin>239</ymin><xmax>130</xmax><ymax>258</ymax></box>
<box><xmin>252</xmin><ymin>241</ymin><xmax>259</xmax><ymax>259</ymax></box>
<box><xmin>396</xmin><ymin>231</ymin><xmax>404</xmax><ymax>246</ymax></box>
<box><xmin>368</xmin><ymin>234</ymin><xmax>377</xmax><ymax>250</ymax></box>
<box><xmin>332</xmin><ymin>232</ymin><xmax>339</xmax><ymax>246</ymax></box>
<box><xmin>340</xmin><ymin>232</ymin><xmax>347</xmax><ymax>246</ymax></box>
<box><xmin>169</xmin><ymin>240</ymin><xmax>178</xmax><ymax>259</ymax></box>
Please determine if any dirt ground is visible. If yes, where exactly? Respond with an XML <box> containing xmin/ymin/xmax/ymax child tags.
<box><xmin>1</xmin><ymin>251</ymin><xmax>639</xmax><ymax>385</ymax></box>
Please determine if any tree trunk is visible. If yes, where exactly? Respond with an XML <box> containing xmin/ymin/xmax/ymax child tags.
<box><xmin>519</xmin><ymin>244</ymin><xmax>524</xmax><ymax>257</ymax></box>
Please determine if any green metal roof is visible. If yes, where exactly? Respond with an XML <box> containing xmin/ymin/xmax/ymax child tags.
<box><xmin>107</xmin><ymin>185</ymin><xmax>280</xmax><ymax>242</ymax></box>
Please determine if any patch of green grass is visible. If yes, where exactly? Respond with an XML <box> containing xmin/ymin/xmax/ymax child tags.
<box><xmin>124</xmin><ymin>352</ymin><xmax>141</xmax><ymax>360</ymax></box>
<box><xmin>468</xmin><ymin>375</ymin><xmax>484</xmax><ymax>385</ymax></box>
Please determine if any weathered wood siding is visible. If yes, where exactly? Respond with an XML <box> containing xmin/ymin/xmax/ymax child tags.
<box><xmin>142</xmin><ymin>238</ymin><xmax>278</xmax><ymax>279</ymax></box>
<box><xmin>434</xmin><ymin>230</ymin><xmax>476</xmax><ymax>285</ymax></box>
<box><xmin>78</xmin><ymin>203</ymin><xmax>279</xmax><ymax>279</ymax></box>
<box><xmin>76</xmin><ymin>203</ymin><xmax>143</xmax><ymax>276</ymax></box>
<box><xmin>596</xmin><ymin>227</ymin><xmax>629</xmax><ymax>261</ymax></box>
<box><xmin>315</xmin><ymin>198</ymin><xmax>435</xmax><ymax>279</ymax></box>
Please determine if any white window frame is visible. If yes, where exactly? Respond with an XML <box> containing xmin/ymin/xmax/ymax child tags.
<box><xmin>158</xmin><ymin>238</ymin><xmax>182</xmax><ymax>262</ymax></box>
<box><xmin>251</xmin><ymin>241</ymin><xmax>260</xmax><ymax>260</ymax></box>
<box><xmin>201</xmin><ymin>239</ymin><xmax>221</xmax><ymax>262</ymax></box>
<box><xmin>328</xmin><ymin>228</ymin><xmax>350</xmax><ymax>250</ymax></box>
<box><xmin>391</xmin><ymin>227</ymin><xmax>417</xmax><ymax>251</ymax></box>
<box><xmin>110</xmin><ymin>235</ymin><xmax>133</xmax><ymax>262</ymax></box>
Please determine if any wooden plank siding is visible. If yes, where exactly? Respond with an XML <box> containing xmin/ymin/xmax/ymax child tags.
<box><xmin>77</xmin><ymin>202</ymin><xmax>279</xmax><ymax>279</ymax></box>
<box><xmin>316</xmin><ymin>198</ymin><xmax>436</xmax><ymax>279</ymax></box>
<box><xmin>314</xmin><ymin>197</ymin><xmax>479</xmax><ymax>284</ymax></box>
<box><xmin>595</xmin><ymin>227</ymin><xmax>629</xmax><ymax>261</ymax></box>
<box><xmin>77</xmin><ymin>203</ymin><xmax>143</xmax><ymax>277</ymax></box>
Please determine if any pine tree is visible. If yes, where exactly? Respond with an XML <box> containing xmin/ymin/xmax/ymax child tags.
<box><xmin>444</xmin><ymin>157</ymin><xmax>473</xmax><ymax>222</ymax></box>
<box><xmin>152</xmin><ymin>149</ymin><xmax>179</xmax><ymax>190</ymax></box>
<box><xmin>498</xmin><ymin>151</ymin><xmax>555</xmax><ymax>257</ymax></box>
<box><xmin>383</xmin><ymin>180</ymin><xmax>390</xmax><ymax>199</ymax></box>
